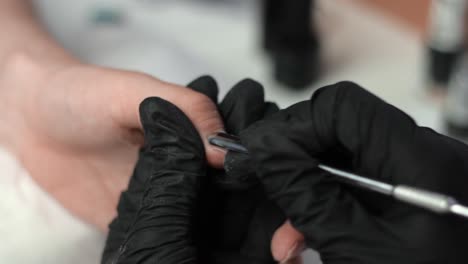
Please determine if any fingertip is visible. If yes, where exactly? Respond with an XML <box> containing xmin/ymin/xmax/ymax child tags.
<box><xmin>233</xmin><ymin>78</ymin><xmax>264</xmax><ymax>91</ymax></box>
<box><xmin>187</xmin><ymin>75</ymin><xmax>217</xmax><ymax>89</ymax></box>
<box><xmin>138</xmin><ymin>96</ymin><xmax>167</xmax><ymax>128</ymax></box>
<box><xmin>222</xmin><ymin>78</ymin><xmax>265</xmax><ymax>106</ymax></box>
<box><xmin>271</xmin><ymin>221</ymin><xmax>305</xmax><ymax>262</ymax></box>
<box><xmin>263</xmin><ymin>102</ymin><xmax>280</xmax><ymax>117</ymax></box>
<box><xmin>186</xmin><ymin>75</ymin><xmax>219</xmax><ymax>103</ymax></box>
<box><xmin>138</xmin><ymin>96</ymin><xmax>191</xmax><ymax>131</ymax></box>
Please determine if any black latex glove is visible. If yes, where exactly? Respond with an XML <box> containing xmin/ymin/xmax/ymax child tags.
<box><xmin>238</xmin><ymin>81</ymin><xmax>468</xmax><ymax>264</ymax></box>
<box><xmin>186</xmin><ymin>76</ymin><xmax>286</xmax><ymax>264</ymax></box>
<box><xmin>102</xmin><ymin>97</ymin><xmax>205</xmax><ymax>264</ymax></box>
<box><xmin>102</xmin><ymin>76</ymin><xmax>287</xmax><ymax>264</ymax></box>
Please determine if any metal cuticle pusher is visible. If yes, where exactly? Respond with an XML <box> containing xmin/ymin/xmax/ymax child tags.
<box><xmin>208</xmin><ymin>132</ymin><xmax>468</xmax><ymax>219</ymax></box>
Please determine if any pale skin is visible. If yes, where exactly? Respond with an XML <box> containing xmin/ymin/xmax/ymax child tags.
<box><xmin>0</xmin><ymin>1</ymin><xmax>303</xmax><ymax>262</ymax></box>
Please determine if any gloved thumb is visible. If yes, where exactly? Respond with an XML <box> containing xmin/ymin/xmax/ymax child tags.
<box><xmin>102</xmin><ymin>97</ymin><xmax>206</xmax><ymax>264</ymax></box>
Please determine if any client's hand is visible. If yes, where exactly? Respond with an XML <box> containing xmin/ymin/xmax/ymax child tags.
<box><xmin>0</xmin><ymin>57</ymin><xmax>224</xmax><ymax>230</ymax></box>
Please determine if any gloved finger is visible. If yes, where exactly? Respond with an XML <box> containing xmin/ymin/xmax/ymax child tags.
<box><xmin>102</xmin><ymin>97</ymin><xmax>205</xmax><ymax>264</ymax></box>
<box><xmin>222</xmin><ymin>151</ymin><xmax>257</xmax><ymax>190</ymax></box>
<box><xmin>263</xmin><ymin>102</ymin><xmax>280</xmax><ymax>117</ymax></box>
<box><xmin>110</xmin><ymin>74</ymin><xmax>224</xmax><ymax>168</ymax></box>
<box><xmin>216</xmin><ymin>78</ymin><xmax>270</xmax><ymax>190</ymax></box>
<box><xmin>187</xmin><ymin>75</ymin><xmax>219</xmax><ymax>103</ymax></box>
<box><xmin>239</xmin><ymin>196</ymin><xmax>287</xmax><ymax>262</ymax></box>
<box><xmin>218</xmin><ymin>79</ymin><xmax>274</xmax><ymax>189</ymax></box>
<box><xmin>205</xmin><ymin>184</ymin><xmax>287</xmax><ymax>263</ymax></box>
<box><xmin>220</xmin><ymin>78</ymin><xmax>268</xmax><ymax>134</ymax></box>
<box><xmin>224</xmin><ymin>150</ymin><xmax>305</xmax><ymax>262</ymax></box>
<box><xmin>185</xmin><ymin>75</ymin><xmax>225</xmax><ymax>167</ymax></box>
<box><xmin>215</xmin><ymin>78</ymin><xmax>287</xmax><ymax>263</ymax></box>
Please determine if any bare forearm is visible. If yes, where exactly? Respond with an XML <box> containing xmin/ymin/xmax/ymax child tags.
<box><xmin>0</xmin><ymin>0</ymin><xmax>78</xmax><ymax>68</ymax></box>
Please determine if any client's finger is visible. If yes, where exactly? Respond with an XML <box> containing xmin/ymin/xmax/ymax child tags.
<box><xmin>271</xmin><ymin>221</ymin><xmax>305</xmax><ymax>263</ymax></box>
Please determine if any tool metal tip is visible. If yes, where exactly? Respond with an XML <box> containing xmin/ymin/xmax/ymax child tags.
<box><xmin>450</xmin><ymin>204</ymin><xmax>468</xmax><ymax>219</ymax></box>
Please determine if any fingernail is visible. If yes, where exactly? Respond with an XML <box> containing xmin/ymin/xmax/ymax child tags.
<box><xmin>280</xmin><ymin>242</ymin><xmax>305</xmax><ymax>264</ymax></box>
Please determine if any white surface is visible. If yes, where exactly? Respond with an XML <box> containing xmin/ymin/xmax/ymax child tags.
<box><xmin>0</xmin><ymin>149</ymin><xmax>105</xmax><ymax>264</ymax></box>
<box><xmin>1</xmin><ymin>0</ymin><xmax>443</xmax><ymax>263</ymax></box>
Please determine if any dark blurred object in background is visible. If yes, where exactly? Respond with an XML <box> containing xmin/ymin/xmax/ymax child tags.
<box><xmin>261</xmin><ymin>0</ymin><xmax>320</xmax><ymax>89</ymax></box>
<box><xmin>426</xmin><ymin>0</ymin><xmax>467</xmax><ymax>92</ymax></box>
<box><xmin>444</xmin><ymin>52</ymin><xmax>468</xmax><ymax>138</ymax></box>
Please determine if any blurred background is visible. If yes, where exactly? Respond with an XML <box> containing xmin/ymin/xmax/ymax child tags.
<box><xmin>35</xmin><ymin>0</ymin><xmax>468</xmax><ymax>138</ymax></box>
<box><xmin>32</xmin><ymin>0</ymin><xmax>468</xmax><ymax>140</ymax></box>
<box><xmin>2</xmin><ymin>0</ymin><xmax>467</xmax><ymax>263</ymax></box>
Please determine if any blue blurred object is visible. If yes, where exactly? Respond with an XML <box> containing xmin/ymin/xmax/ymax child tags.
<box><xmin>90</xmin><ymin>6</ymin><xmax>125</xmax><ymax>26</ymax></box>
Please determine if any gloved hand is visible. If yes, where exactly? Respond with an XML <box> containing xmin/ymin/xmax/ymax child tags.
<box><xmin>102</xmin><ymin>77</ymin><xmax>301</xmax><ymax>264</ymax></box>
<box><xmin>186</xmin><ymin>76</ymin><xmax>292</xmax><ymax>264</ymax></box>
<box><xmin>238</xmin><ymin>81</ymin><xmax>468</xmax><ymax>264</ymax></box>
<box><xmin>102</xmin><ymin>96</ymin><xmax>205</xmax><ymax>263</ymax></box>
